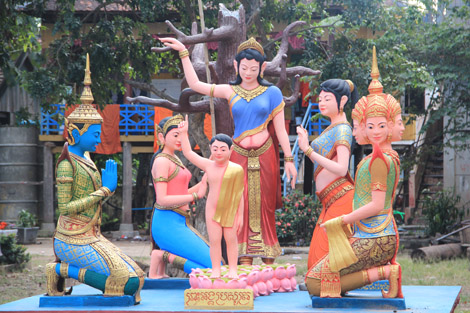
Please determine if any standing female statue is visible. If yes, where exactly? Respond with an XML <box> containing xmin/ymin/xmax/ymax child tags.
<box><xmin>149</xmin><ymin>114</ymin><xmax>211</xmax><ymax>278</ymax></box>
<box><xmin>305</xmin><ymin>49</ymin><xmax>403</xmax><ymax>298</ymax></box>
<box><xmin>46</xmin><ymin>55</ymin><xmax>144</xmax><ymax>303</ymax></box>
<box><xmin>296</xmin><ymin>79</ymin><xmax>359</xmax><ymax>269</ymax></box>
<box><xmin>158</xmin><ymin>37</ymin><xmax>297</xmax><ymax>265</ymax></box>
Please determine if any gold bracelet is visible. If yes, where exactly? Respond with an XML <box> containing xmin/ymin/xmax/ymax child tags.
<box><xmin>284</xmin><ymin>156</ymin><xmax>294</xmax><ymax>162</ymax></box>
<box><xmin>192</xmin><ymin>192</ymin><xmax>198</xmax><ymax>202</ymax></box>
<box><xmin>305</xmin><ymin>147</ymin><xmax>314</xmax><ymax>157</ymax></box>
<box><xmin>210</xmin><ymin>84</ymin><xmax>216</xmax><ymax>97</ymax></box>
<box><xmin>179</xmin><ymin>49</ymin><xmax>189</xmax><ymax>58</ymax></box>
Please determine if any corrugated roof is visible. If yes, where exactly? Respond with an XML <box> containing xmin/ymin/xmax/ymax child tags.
<box><xmin>45</xmin><ymin>0</ymin><xmax>133</xmax><ymax>12</ymax></box>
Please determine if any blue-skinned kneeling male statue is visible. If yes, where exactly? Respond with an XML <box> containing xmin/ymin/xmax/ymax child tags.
<box><xmin>45</xmin><ymin>55</ymin><xmax>144</xmax><ymax>303</ymax></box>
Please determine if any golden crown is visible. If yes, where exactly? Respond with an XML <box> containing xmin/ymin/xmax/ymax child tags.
<box><xmin>368</xmin><ymin>46</ymin><xmax>384</xmax><ymax>95</ymax></box>
<box><xmin>237</xmin><ymin>37</ymin><xmax>264</xmax><ymax>56</ymax></box>
<box><xmin>364</xmin><ymin>95</ymin><xmax>389</xmax><ymax>119</ymax></box>
<box><xmin>65</xmin><ymin>54</ymin><xmax>103</xmax><ymax>145</ymax></box>
<box><xmin>385</xmin><ymin>94</ymin><xmax>401</xmax><ymax>119</ymax></box>
<box><xmin>352</xmin><ymin>97</ymin><xmax>367</xmax><ymax>123</ymax></box>
<box><xmin>163</xmin><ymin>114</ymin><xmax>184</xmax><ymax>134</ymax></box>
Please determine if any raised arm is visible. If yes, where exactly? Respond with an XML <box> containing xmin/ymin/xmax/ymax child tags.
<box><xmin>157</xmin><ymin>38</ymin><xmax>233</xmax><ymax>99</ymax></box>
<box><xmin>178</xmin><ymin>115</ymin><xmax>212</xmax><ymax>171</ymax></box>
<box><xmin>297</xmin><ymin>126</ymin><xmax>350</xmax><ymax>177</ymax></box>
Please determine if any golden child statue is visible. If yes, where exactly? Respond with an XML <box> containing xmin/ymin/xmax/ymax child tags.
<box><xmin>45</xmin><ymin>54</ymin><xmax>144</xmax><ymax>303</ymax></box>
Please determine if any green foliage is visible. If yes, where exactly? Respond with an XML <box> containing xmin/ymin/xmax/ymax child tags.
<box><xmin>0</xmin><ymin>234</ymin><xmax>31</xmax><ymax>265</ymax></box>
<box><xmin>422</xmin><ymin>189</ymin><xmax>466</xmax><ymax>236</ymax></box>
<box><xmin>14</xmin><ymin>107</ymin><xmax>39</xmax><ymax>127</ymax></box>
<box><xmin>100</xmin><ymin>212</ymin><xmax>120</xmax><ymax>232</ymax></box>
<box><xmin>295</xmin><ymin>0</ymin><xmax>470</xmax><ymax>152</ymax></box>
<box><xmin>16</xmin><ymin>210</ymin><xmax>37</xmax><ymax>228</ymax></box>
<box><xmin>276</xmin><ymin>190</ymin><xmax>322</xmax><ymax>245</ymax></box>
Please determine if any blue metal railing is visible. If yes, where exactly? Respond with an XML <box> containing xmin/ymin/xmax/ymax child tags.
<box><xmin>282</xmin><ymin>102</ymin><xmax>330</xmax><ymax>196</ymax></box>
<box><xmin>40</xmin><ymin>104</ymin><xmax>66</xmax><ymax>135</ymax></box>
<box><xmin>40</xmin><ymin>104</ymin><xmax>155</xmax><ymax>136</ymax></box>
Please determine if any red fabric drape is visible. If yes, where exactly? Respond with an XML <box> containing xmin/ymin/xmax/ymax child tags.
<box><xmin>63</xmin><ymin>104</ymin><xmax>122</xmax><ymax>154</ymax></box>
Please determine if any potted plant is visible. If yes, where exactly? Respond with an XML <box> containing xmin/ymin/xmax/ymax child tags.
<box><xmin>15</xmin><ymin>210</ymin><xmax>39</xmax><ymax>244</ymax></box>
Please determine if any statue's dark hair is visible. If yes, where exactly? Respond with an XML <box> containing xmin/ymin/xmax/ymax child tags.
<box><xmin>229</xmin><ymin>49</ymin><xmax>272</xmax><ymax>87</ymax></box>
<box><xmin>210</xmin><ymin>133</ymin><xmax>233</xmax><ymax>149</ymax></box>
<box><xmin>319</xmin><ymin>79</ymin><xmax>359</xmax><ymax>110</ymax></box>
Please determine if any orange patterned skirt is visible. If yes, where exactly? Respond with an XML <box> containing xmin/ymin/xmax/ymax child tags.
<box><xmin>307</xmin><ymin>177</ymin><xmax>354</xmax><ymax>270</ymax></box>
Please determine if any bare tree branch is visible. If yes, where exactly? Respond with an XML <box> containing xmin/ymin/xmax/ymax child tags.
<box><xmin>262</xmin><ymin>21</ymin><xmax>343</xmax><ymax>51</ymax></box>
<box><xmin>124</xmin><ymin>79</ymin><xmax>178</xmax><ymax>103</ymax></box>
<box><xmin>284</xmin><ymin>75</ymin><xmax>301</xmax><ymax>107</ymax></box>
<box><xmin>268</xmin><ymin>21</ymin><xmax>306</xmax><ymax>69</ymax></box>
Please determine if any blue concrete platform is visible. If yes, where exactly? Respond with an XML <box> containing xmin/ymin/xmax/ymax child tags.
<box><xmin>142</xmin><ymin>277</ymin><xmax>190</xmax><ymax>290</ymax></box>
<box><xmin>40</xmin><ymin>295</ymin><xmax>136</xmax><ymax>307</ymax></box>
<box><xmin>312</xmin><ymin>290</ymin><xmax>406</xmax><ymax>310</ymax></box>
<box><xmin>0</xmin><ymin>285</ymin><xmax>461</xmax><ymax>312</ymax></box>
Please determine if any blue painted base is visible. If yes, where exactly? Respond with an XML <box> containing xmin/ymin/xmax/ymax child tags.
<box><xmin>39</xmin><ymin>294</ymin><xmax>136</xmax><ymax>307</ymax></box>
<box><xmin>0</xmin><ymin>285</ymin><xmax>461</xmax><ymax>312</ymax></box>
<box><xmin>142</xmin><ymin>277</ymin><xmax>190</xmax><ymax>290</ymax></box>
<box><xmin>357</xmin><ymin>279</ymin><xmax>389</xmax><ymax>291</ymax></box>
<box><xmin>311</xmin><ymin>289</ymin><xmax>406</xmax><ymax>310</ymax></box>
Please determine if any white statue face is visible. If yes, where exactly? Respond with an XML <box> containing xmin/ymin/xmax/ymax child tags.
<box><xmin>318</xmin><ymin>90</ymin><xmax>339</xmax><ymax>118</ymax></box>
<box><xmin>365</xmin><ymin>116</ymin><xmax>389</xmax><ymax>144</ymax></box>
<box><xmin>237</xmin><ymin>58</ymin><xmax>261</xmax><ymax>84</ymax></box>
<box><xmin>161</xmin><ymin>128</ymin><xmax>183</xmax><ymax>152</ymax></box>
<box><xmin>392</xmin><ymin>114</ymin><xmax>405</xmax><ymax>141</ymax></box>
<box><xmin>210</xmin><ymin>140</ymin><xmax>232</xmax><ymax>163</ymax></box>
<box><xmin>353</xmin><ymin>119</ymin><xmax>368</xmax><ymax>145</ymax></box>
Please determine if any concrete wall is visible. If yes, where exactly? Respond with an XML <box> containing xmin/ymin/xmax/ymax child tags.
<box><xmin>444</xmin><ymin>114</ymin><xmax>470</xmax><ymax>218</ymax></box>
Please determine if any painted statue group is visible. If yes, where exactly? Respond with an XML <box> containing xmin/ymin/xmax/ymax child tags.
<box><xmin>46</xmin><ymin>35</ymin><xmax>405</xmax><ymax>304</ymax></box>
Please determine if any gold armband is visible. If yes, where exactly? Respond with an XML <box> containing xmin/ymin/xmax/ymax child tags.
<box><xmin>304</xmin><ymin>147</ymin><xmax>314</xmax><ymax>157</ymax></box>
<box><xmin>210</xmin><ymin>84</ymin><xmax>216</xmax><ymax>97</ymax></box>
<box><xmin>192</xmin><ymin>192</ymin><xmax>198</xmax><ymax>202</ymax></box>
<box><xmin>56</xmin><ymin>176</ymin><xmax>74</xmax><ymax>184</ymax></box>
<box><xmin>179</xmin><ymin>49</ymin><xmax>189</xmax><ymax>58</ymax></box>
<box><xmin>91</xmin><ymin>187</ymin><xmax>114</xmax><ymax>198</ymax></box>
<box><xmin>284</xmin><ymin>156</ymin><xmax>294</xmax><ymax>162</ymax></box>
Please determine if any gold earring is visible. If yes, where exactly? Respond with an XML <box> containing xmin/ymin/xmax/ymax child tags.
<box><xmin>260</xmin><ymin>73</ymin><xmax>264</xmax><ymax>79</ymax></box>
<box><xmin>387</xmin><ymin>132</ymin><xmax>392</xmax><ymax>142</ymax></box>
<box><xmin>339</xmin><ymin>107</ymin><xmax>343</xmax><ymax>115</ymax></box>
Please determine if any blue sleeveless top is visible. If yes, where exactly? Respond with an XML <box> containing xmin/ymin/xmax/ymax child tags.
<box><xmin>229</xmin><ymin>85</ymin><xmax>284</xmax><ymax>142</ymax></box>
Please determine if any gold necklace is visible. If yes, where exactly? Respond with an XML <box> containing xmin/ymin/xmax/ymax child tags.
<box><xmin>232</xmin><ymin>85</ymin><xmax>268</xmax><ymax>102</ymax></box>
<box><xmin>158</xmin><ymin>153</ymin><xmax>184</xmax><ymax>168</ymax></box>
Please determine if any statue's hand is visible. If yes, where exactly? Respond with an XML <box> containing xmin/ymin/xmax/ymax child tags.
<box><xmin>158</xmin><ymin>37</ymin><xmax>186</xmax><ymax>52</ymax></box>
<box><xmin>284</xmin><ymin>161</ymin><xmax>297</xmax><ymax>189</ymax></box>
<box><xmin>197</xmin><ymin>173</ymin><xmax>208</xmax><ymax>199</ymax></box>
<box><xmin>178</xmin><ymin>114</ymin><xmax>189</xmax><ymax>135</ymax></box>
<box><xmin>296</xmin><ymin>126</ymin><xmax>309</xmax><ymax>152</ymax></box>
<box><xmin>102</xmin><ymin>159</ymin><xmax>118</xmax><ymax>192</ymax></box>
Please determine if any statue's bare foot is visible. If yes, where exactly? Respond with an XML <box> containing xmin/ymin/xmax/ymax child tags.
<box><xmin>227</xmin><ymin>269</ymin><xmax>239</xmax><ymax>279</ymax></box>
<box><xmin>210</xmin><ymin>269</ymin><xmax>221</xmax><ymax>279</ymax></box>
<box><xmin>149</xmin><ymin>273</ymin><xmax>169</xmax><ymax>279</ymax></box>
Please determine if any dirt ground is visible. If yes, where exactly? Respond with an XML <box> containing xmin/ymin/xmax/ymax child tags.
<box><xmin>0</xmin><ymin>238</ymin><xmax>468</xmax><ymax>313</ymax></box>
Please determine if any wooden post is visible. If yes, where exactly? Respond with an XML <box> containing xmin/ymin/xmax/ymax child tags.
<box><xmin>39</xmin><ymin>142</ymin><xmax>56</xmax><ymax>236</ymax></box>
<box><xmin>197</xmin><ymin>0</ymin><xmax>216</xmax><ymax>136</ymax></box>
<box><xmin>119</xmin><ymin>141</ymin><xmax>135</xmax><ymax>236</ymax></box>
